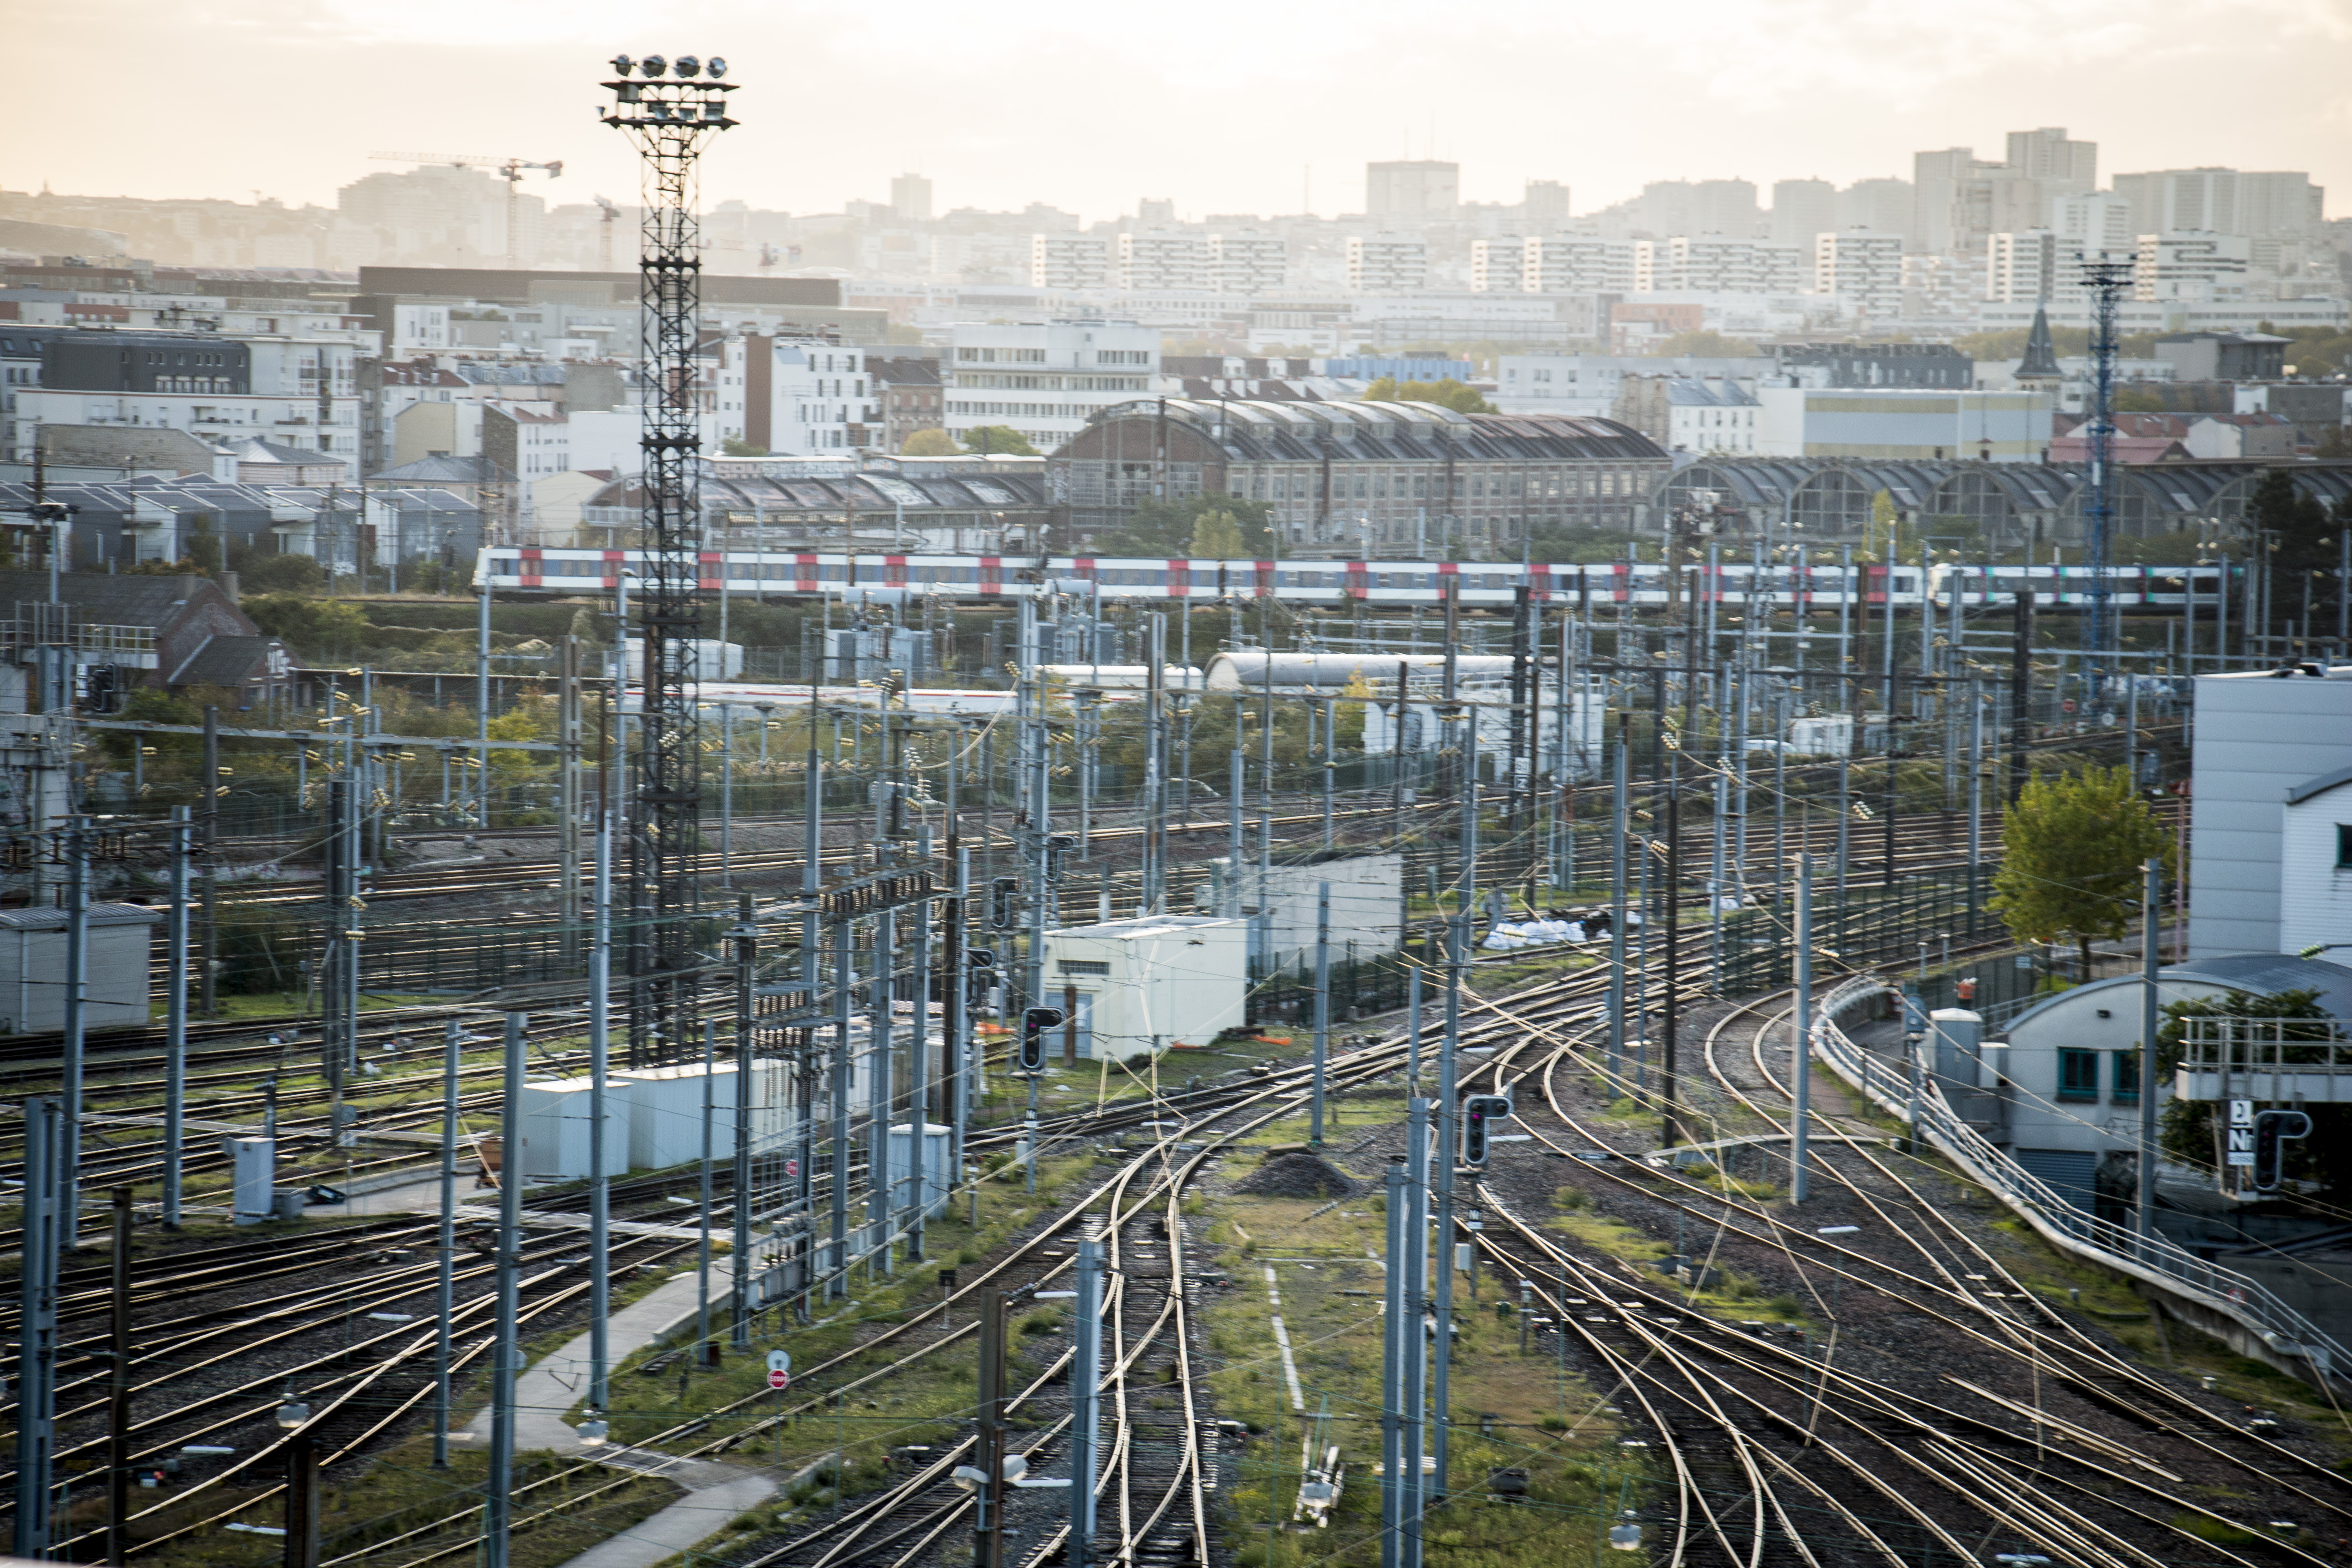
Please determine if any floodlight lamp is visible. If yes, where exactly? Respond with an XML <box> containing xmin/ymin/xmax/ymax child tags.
<box><xmin>639</xmin><ymin>54</ymin><xmax>666</xmax><ymax>77</ymax></box>
<box><xmin>574</xmin><ymin>1416</ymin><xmax>609</xmax><ymax>1447</ymax></box>
<box><xmin>703</xmin><ymin>101</ymin><xmax>727</xmax><ymax>121</ymax></box>
<box><xmin>705</xmin><ymin>56</ymin><xmax>727</xmax><ymax>78</ymax></box>
<box><xmin>610</xmin><ymin>55</ymin><xmax>634</xmax><ymax>76</ymax></box>
<box><xmin>673</xmin><ymin>55</ymin><xmax>700</xmax><ymax>77</ymax></box>
<box><xmin>275</xmin><ymin>1398</ymin><xmax>311</xmax><ymax>1429</ymax></box>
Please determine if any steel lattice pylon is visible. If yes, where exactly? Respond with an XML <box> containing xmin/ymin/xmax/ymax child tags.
<box><xmin>602</xmin><ymin>53</ymin><xmax>738</xmax><ymax>1064</ymax></box>
<box><xmin>2079</xmin><ymin>257</ymin><xmax>2135</xmax><ymax>668</ymax></box>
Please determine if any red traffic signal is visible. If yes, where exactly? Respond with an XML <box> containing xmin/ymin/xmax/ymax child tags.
<box><xmin>1019</xmin><ymin>1007</ymin><xmax>1065</xmax><ymax>1071</ymax></box>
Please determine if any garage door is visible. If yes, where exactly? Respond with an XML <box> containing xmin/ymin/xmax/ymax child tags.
<box><xmin>2014</xmin><ymin>1148</ymin><xmax>2098</xmax><ymax>1211</ymax></box>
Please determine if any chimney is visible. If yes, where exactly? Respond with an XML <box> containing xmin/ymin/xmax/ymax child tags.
<box><xmin>218</xmin><ymin>570</ymin><xmax>241</xmax><ymax>605</ymax></box>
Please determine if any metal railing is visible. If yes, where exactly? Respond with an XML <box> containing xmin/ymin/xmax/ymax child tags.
<box><xmin>2177</xmin><ymin>1015</ymin><xmax>2352</xmax><ymax>1071</ymax></box>
<box><xmin>0</xmin><ymin>616</ymin><xmax>157</xmax><ymax>658</ymax></box>
<box><xmin>1808</xmin><ymin>973</ymin><xmax>2348</xmax><ymax>1382</ymax></box>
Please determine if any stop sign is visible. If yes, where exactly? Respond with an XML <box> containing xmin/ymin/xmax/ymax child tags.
<box><xmin>768</xmin><ymin>1369</ymin><xmax>790</xmax><ymax>1390</ymax></box>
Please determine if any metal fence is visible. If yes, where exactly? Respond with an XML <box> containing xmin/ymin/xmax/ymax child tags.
<box><xmin>1809</xmin><ymin>973</ymin><xmax>2347</xmax><ymax>1383</ymax></box>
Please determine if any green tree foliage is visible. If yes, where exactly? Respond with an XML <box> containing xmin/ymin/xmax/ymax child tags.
<box><xmin>1088</xmin><ymin>494</ymin><xmax>1275</xmax><ymax>558</ymax></box>
<box><xmin>1648</xmin><ymin>329</ymin><xmax>1760</xmax><ymax>358</ymax></box>
<box><xmin>2108</xmin><ymin>529</ymin><xmax>2211</xmax><ymax>566</ymax></box>
<box><xmin>720</xmin><ymin>436</ymin><xmax>770</xmax><ymax>457</ymax></box>
<box><xmin>1360</xmin><ymin>378</ymin><xmax>1495</xmax><ymax>414</ymax></box>
<box><xmin>2159</xmin><ymin>987</ymin><xmax>2351</xmax><ymax>1196</ymax></box>
<box><xmin>2115</xmin><ymin>387</ymin><xmax>2170</xmax><ymax>413</ymax></box>
<box><xmin>242</xmin><ymin>593</ymin><xmax>372</xmax><ymax>659</ymax></box>
<box><xmin>235</xmin><ymin>552</ymin><xmax>328</xmax><ymax>594</ymax></box>
<box><xmin>899</xmin><ymin>428</ymin><xmax>960</xmax><ymax>456</ymax></box>
<box><xmin>1187</xmin><ymin>509</ymin><xmax>1249</xmax><ymax>558</ymax></box>
<box><xmin>2245</xmin><ymin>468</ymin><xmax>2336</xmax><ymax>585</ymax></box>
<box><xmin>960</xmin><ymin>425</ymin><xmax>1041</xmax><ymax>456</ymax></box>
<box><xmin>1990</xmin><ymin>765</ymin><xmax>2173</xmax><ymax>979</ymax></box>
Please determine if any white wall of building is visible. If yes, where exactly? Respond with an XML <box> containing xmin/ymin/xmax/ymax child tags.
<box><xmin>943</xmin><ymin>320</ymin><xmax>1157</xmax><ymax>453</ymax></box>
<box><xmin>2282</xmin><ymin>778</ymin><xmax>2352</xmax><ymax>958</ymax></box>
<box><xmin>2189</xmin><ymin>670</ymin><xmax>2352</xmax><ymax>958</ymax></box>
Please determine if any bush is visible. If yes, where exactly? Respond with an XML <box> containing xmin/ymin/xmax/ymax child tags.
<box><xmin>238</xmin><ymin>553</ymin><xmax>328</xmax><ymax>593</ymax></box>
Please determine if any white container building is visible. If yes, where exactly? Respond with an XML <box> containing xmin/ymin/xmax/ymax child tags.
<box><xmin>1041</xmin><ymin>915</ymin><xmax>1248</xmax><ymax>1061</ymax></box>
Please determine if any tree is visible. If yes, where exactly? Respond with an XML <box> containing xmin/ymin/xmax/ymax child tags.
<box><xmin>2245</xmin><ymin>468</ymin><xmax>2334</xmax><ymax>583</ymax></box>
<box><xmin>1990</xmin><ymin>765</ymin><xmax>2173</xmax><ymax>980</ymax></box>
<box><xmin>961</xmin><ymin>425</ymin><xmax>1041</xmax><ymax>457</ymax></box>
<box><xmin>1360</xmin><ymin>377</ymin><xmax>1494</xmax><ymax>414</ymax></box>
<box><xmin>2115</xmin><ymin>387</ymin><xmax>2169</xmax><ymax>413</ymax></box>
<box><xmin>720</xmin><ymin>436</ymin><xmax>770</xmax><ymax>457</ymax></box>
<box><xmin>899</xmin><ymin>428</ymin><xmax>960</xmax><ymax>456</ymax></box>
<box><xmin>236</xmin><ymin>553</ymin><xmax>328</xmax><ymax>594</ymax></box>
<box><xmin>1088</xmin><ymin>493</ymin><xmax>1274</xmax><ymax>558</ymax></box>
<box><xmin>1187</xmin><ymin>508</ymin><xmax>1248</xmax><ymax>558</ymax></box>
<box><xmin>242</xmin><ymin>593</ymin><xmax>372</xmax><ymax>660</ymax></box>
<box><xmin>1650</xmin><ymin>329</ymin><xmax>1759</xmax><ymax>358</ymax></box>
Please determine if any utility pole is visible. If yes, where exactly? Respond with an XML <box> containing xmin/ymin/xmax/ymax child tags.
<box><xmin>588</xmin><ymin>812</ymin><xmax>612</xmax><ymax>1408</ymax></box>
<box><xmin>199</xmin><ymin>705</ymin><xmax>219</xmax><ymax>1017</ymax></box>
<box><xmin>61</xmin><ymin>818</ymin><xmax>89</xmax><ymax>1242</ymax></box>
<box><xmin>732</xmin><ymin>893</ymin><xmax>758</xmax><ymax>1344</ymax></box>
<box><xmin>1310</xmin><ymin>882</ymin><xmax>1331</xmax><ymax>1144</ymax></box>
<box><xmin>163</xmin><ymin>806</ymin><xmax>191</xmax><ymax>1228</ymax></box>
<box><xmin>432</xmin><ymin>1019</ymin><xmax>459</xmax><ymax>1467</ymax></box>
<box><xmin>12</xmin><ymin>1098</ymin><xmax>61</xmax><ymax>1558</ymax></box>
<box><xmin>483</xmin><ymin>1013</ymin><xmax>528</xmax><ymax>1568</ymax></box>
<box><xmin>973</xmin><ymin>1289</ymin><xmax>1009</xmax><ymax>1568</ymax></box>
<box><xmin>1791</xmin><ymin>853</ymin><xmax>1813</xmax><ymax>1203</ymax></box>
<box><xmin>106</xmin><ymin>1188</ymin><xmax>133</xmax><ymax>1568</ymax></box>
<box><xmin>1069</xmin><ymin>1237</ymin><xmax>1104</xmax><ymax>1568</ymax></box>
<box><xmin>2009</xmin><ymin>589</ymin><xmax>2035</xmax><ymax>803</ymax></box>
<box><xmin>2137</xmin><ymin>857</ymin><xmax>2162</xmax><ymax>1255</ymax></box>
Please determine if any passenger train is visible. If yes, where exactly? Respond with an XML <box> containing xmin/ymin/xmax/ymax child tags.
<box><xmin>478</xmin><ymin>549</ymin><xmax>2230</xmax><ymax>609</ymax></box>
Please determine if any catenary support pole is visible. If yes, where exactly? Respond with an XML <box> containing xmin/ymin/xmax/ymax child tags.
<box><xmin>1792</xmin><ymin>853</ymin><xmax>1813</xmax><ymax>1203</ymax></box>
<box><xmin>733</xmin><ymin>893</ymin><xmax>758</xmax><ymax>1341</ymax></box>
<box><xmin>61</xmin><ymin>819</ymin><xmax>88</xmax><ymax>1246</ymax></box>
<box><xmin>1069</xmin><ymin>1236</ymin><xmax>1103</xmax><ymax>1568</ymax></box>
<box><xmin>2137</xmin><ymin>856</ymin><xmax>2162</xmax><ymax>1255</ymax></box>
<box><xmin>1310</xmin><ymin>882</ymin><xmax>1331</xmax><ymax>1145</ymax></box>
<box><xmin>13</xmin><ymin>1098</ymin><xmax>61</xmax><ymax>1558</ymax></box>
<box><xmin>483</xmin><ymin>1013</ymin><xmax>528</xmax><ymax>1568</ymax></box>
<box><xmin>432</xmin><ymin>1018</ymin><xmax>459</xmax><ymax>1467</ymax></box>
<box><xmin>698</xmin><ymin>1019</ymin><xmax>717</xmax><ymax>1365</ymax></box>
<box><xmin>588</xmin><ymin>813</ymin><xmax>612</xmax><ymax>1411</ymax></box>
<box><xmin>163</xmin><ymin>806</ymin><xmax>191</xmax><ymax>1228</ymax></box>
<box><xmin>106</xmin><ymin>1187</ymin><xmax>132</xmax><ymax>1568</ymax></box>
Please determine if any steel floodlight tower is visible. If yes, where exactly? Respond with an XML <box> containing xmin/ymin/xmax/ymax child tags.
<box><xmin>602</xmin><ymin>52</ymin><xmax>738</xmax><ymax>1064</ymax></box>
<box><xmin>2079</xmin><ymin>257</ymin><xmax>2135</xmax><ymax>673</ymax></box>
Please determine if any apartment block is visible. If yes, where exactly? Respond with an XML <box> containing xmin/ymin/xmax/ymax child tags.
<box><xmin>1207</xmin><ymin>231</ymin><xmax>1286</xmax><ymax>295</ymax></box>
<box><xmin>943</xmin><ymin>320</ymin><xmax>1158</xmax><ymax>454</ymax></box>
<box><xmin>1116</xmin><ymin>230</ymin><xmax>1213</xmax><ymax>292</ymax></box>
<box><xmin>1813</xmin><ymin>231</ymin><xmax>1904</xmax><ymax>318</ymax></box>
<box><xmin>1030</xmin><ymin>234</ymin><xmax>1112</xmax><ymax>290</ymax></box>
<box><xmin>1346</xmin><ymin>234</ymin><xmax>1428</xmax><ymax>294</ymax></box>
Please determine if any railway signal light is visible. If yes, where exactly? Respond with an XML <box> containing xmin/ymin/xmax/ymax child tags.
<box><xmin>989</xmin><ymin>878</ymin><xmax>1019</xmax><ymax>929</ymax></box>
<box><xmin>1045</xmin><ymin>833</ymin><xmax>1075</xmax><ymax>882</ymax></box>
<box><xmin>2251</xmin><ymin>1109</ymin><xmax>2311</xmax><ymax>1192</ymax></box>
<box><xmin>1019</xmin><ymin>1007</ymin><xmax>1064</xmax><ymax>1072</ymax></box>
<box><xmin>1461</xmin><ymin>1094</ymin><xmax>1513</xmax><ymax>1167</ymax></box>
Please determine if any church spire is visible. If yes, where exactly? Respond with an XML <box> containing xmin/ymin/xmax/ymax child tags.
<box><xmin>2014</xmin><ymin>300</ymin><xmax>2062</xmax><ymax>384</ymax></box>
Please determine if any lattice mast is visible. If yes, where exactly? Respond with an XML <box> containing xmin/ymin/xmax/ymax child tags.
<box><xmin>601</xmin><ymin>52</ymin><xmax>737</xmax><ymax>1064</ymax></box>
<box><xmin>2079</xmin><ymin>258</ymin><xmax>2135</xmax><ymax>668</ymax></box>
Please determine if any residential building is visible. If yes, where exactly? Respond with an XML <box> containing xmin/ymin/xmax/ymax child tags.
<box><xmin>1523</xmin><ymin>180</ymin><xmax>1571</xmax><ymax>232</ymax></box>
<box><xmin>1522</xmin><ymin>236</ymin><xmax>1635</xmax><ymax>294</ymax></box>
<box><xmin>1469</xmin><ymin>236</ymin><xmax>1528</xmax><ymax>293</ymax></box>
<box><xmin>1029</xmin><ymin>234</ymin><xmax>1113</xmax><ymax>291</ymax></box>
<box><xmin>1117</xmin><ymin>230</ymin><xmax>1213</xmax><ymax>292</ymax></box>
<box><xmin>1901</xmin><ymin>252</ymin><xmax>1980</xmax><ymax>319</ymax></box>
<box><xmin>1635</xmin><ymin>236</ymin><xmax>1805</xmax><ymax>294</ymax></box>
<box><xmin>483</xmin><ymin>402</ymin><xmax>569</xmax><ymax>490</ymax></box>
<box><xmin>2111</xmin><ymin>168</ymin><xmax>2326</xmax><ymax>244</ymax></box>
<box><xmin>1208</xmin><ymin>231</ymin><xmax>1286</xmax><ymax>295</ymax></box>
<box><xmin>1812</xmin><ymin>231</ymin><xmax>1903</xmax><ymax>318</ymax></box>
<box><xmin>2188</xmin><ymin>667</ymin><xmax>2352</xmax><ymax>957</ymax></box>
<box><xmin>1914</xmin><ymin>131</ymin><xmax>2096</xmax><ymax>257</ymax></box>
<box><xmin>943</xmin><ymin>320</ymin><xmax>1158</xmax><ymax>454</ymax></box>
<box><xmin>2136</xmin><ymin>232</ymin><xmax>2254</xmax><ymax>302</ymax></box>
<box><xmin>1053</xmin><ymin>397</ymin><xmax>1671</xmax><ymax>554</ymax></box>
<box><xmin>2051</xmin><ymin>191</ymin><xmax>2135</xmax><ymax>260</ymax></box>
<box><xmin>6</xmin><ymin>328</ymin><xmax>360</xmax><ymax>473</ymax></box>
<box><xmin>1347</xmin><ymin>234</ymin><xmax>1428</xmax><ymax>294</ymax></box>
<box><xmin>890</xmin><ymin>173</ymin><xmax>934</xmax><ymax>223</ymax></box>
<box><xmin>1494</xmin><ymin>353</ymin><xmax>1768</xmax><ymax>418</ymax></box>
<box><xmin>1611</xmin><ymin>376</ymin><xmax>1760</xmax><ymax>453</ymax></box>
<box><xmin>1755</xmin><ymin>386</ymin><xmax>2053</xmax><ymax>461</ymax></box>
<box><xmin>1366</xmin><ymin>161</ymin><xmax>1460</xmax><ymax>219</ymax></box>
<box><xmin>1769</xmin><ymin>179</ymin><xmax>1838</xmax><ymax>248</ymax></box>
<box><xmin>1986</xmin><ymin>230</ymin><xmax>2075</xmax><ymax>305</ymax></box>
<box><xmin>1836</xmin><ymin>178</ymin><xmax>1915</xmax><ymax>238</ymax></box>
<box><xmin>736</xmin><ymin>338</ymin><xmax>876</xmax><ymax>455</ymax></box>
<box><xmin>871</xmin><ymin>356</ymin><xmax>943</xmax><ymax>452</ymax></box>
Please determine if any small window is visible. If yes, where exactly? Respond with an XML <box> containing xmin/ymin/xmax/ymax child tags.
<box><xmin>2337</xmin><ymin>823</ymin><xmax>2352</xmax><ymax>868</ymax></box>
<box><xmin>2058</xmin><ymin>1048</ymin><xmax>2100</xmax><ymax>1102</ymax></box>
<box><xmin>2112</xmin><ymin>1051</ymin><xmax>2141</xmax><ymax>1105</ymax></box>
<box><xmin>1058</xmin><ymin>959</ymin><xmax>1110</xmax><ymax>976</ymax></box>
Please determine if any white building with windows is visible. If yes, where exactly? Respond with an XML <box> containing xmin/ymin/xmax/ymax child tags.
<box><xmin>1208</xmin><ymin>231</ymin><xmax>1286</xmax><ymax>295</ymax></box>
<box><xmin>1812</xmin><ymin>230</ymin><xmax>1904</xmax><ymax>318</ymax></box>
<box><xmin>943</xmin><ymin>321</ymin><xmax>1158</xmax><ymax>454</ymax></box>
<box><xmin>1664</xmin><ymin>380</ymin><xmax>1760</xmax><ymax>454</ymax></box>
<box><xmin>1521</xmin><ymin>236</ymin><xmax>1635</xmax><ymax>294</ymax></box>
<box><xmin>1634</xmin><ymin>237</ymin><xmax>1806</xmax><ymax>294</ymax></box>
<box><xmin>2136</xmin><ymin>232</ymin><xmax>2254</xmax><ymax>303</ymax></box>
<box><xmin>1029</xmin><ymin>234</ymin><xmax>1112</xmax><ymax>290</ymax></box>
<box><xmin>1346</xmin><ymin>234</ymin><xmax>1428</xmax><ymax>294</ymax></box>
<box><xmin>1117</xmin><ymin>230</ymin><xmax>1212</xmax><ymax>292</ymax></box>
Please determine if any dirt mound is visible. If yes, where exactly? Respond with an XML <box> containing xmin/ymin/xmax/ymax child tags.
<box><xmin>1233</xmin><ymin>1152</ymin><xmax>1356</xmax><ymax>1200</ymax></box>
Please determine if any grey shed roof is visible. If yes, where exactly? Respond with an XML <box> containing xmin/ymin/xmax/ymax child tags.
<box><xmin>0</xmin><ymin>903</ymin><xmax>165</xmax><ymax>928</ymax></box>
<box><xmin>0</xmin><ymin>571</ymin><xmax>233</xmax><ymax>629</ymax></box>
<box><xmin>2157</xmin><ymin>954</ymin><xmax>2352</xmax><ymax>1020</ymax></box>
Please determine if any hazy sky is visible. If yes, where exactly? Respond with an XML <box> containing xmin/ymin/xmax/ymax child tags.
<box><xmin>10</xmin><ymin>0</ymin><xmax>2349</xmax><ymax>222</ymax></box>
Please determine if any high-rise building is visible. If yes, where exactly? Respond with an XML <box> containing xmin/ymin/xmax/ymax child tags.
<box><xmin>1030</xmin><ymin>234</ymin><xmax>1112</xmax><ymax>290</ymax></box>
<box><xmin>1523</xmin><ymin>180</ymin><xmax>1571</xmax><ymax>231</ymax></box>
<box><xmin>889</xmin><ymin>173</ymin><xmax>934</xmax><ymax>222</ymax></box>
<box><xmin>2135</xmin><ymin>232</ymin><xmax>2254</xmax><ymax>302</ymax></box>
<box><xmin>2110</xmin><ymin>168</ymin><xmax>2324</xmax><ymax>243</ymax></box>
<box><xmin>1838</xmin><ymin>178</ymin><xmax>1915</xmax><ymax>239</ymax></box>
<box><xmin>2003</xmin><ymin>128</ymin><xmax>2096</xmax><ymax>190</ymax></box>
<box><xmin>1208</xmin><ymin>230</ymin><xmax>1286</xmax><ymax>295</ymax></box>
<box><xmin>944</xmin><ymin>320</ymin><xmax>1158</xmax><ymax>453</ymax></box>
<box><xmin>1814</xmin><ymin>230</ymin><xmax>1904</xmax><ymax>318</ymax></box>
<box><xmin>1470</xmin><ymin>236</ymin><xmax>1529</xmax><ymax>293</ymax></box>
<box><xmin>2050</xmin><ymin>191</ymin><xmax>2135</xmax><ymax>260</ymax></box>
<box><xmin>1986</xmin><ymin>231</ymin><xmax>2070</xmax><ymax>304</ymax></box>
<box><xmin>1634</xmin><ymin>236</ymin><xmax>1804</xmax><ymax>293</ymax></box>
<box><xmin>1366</xmin><ymin>162</ymin><xmax>1460</xmax><ymax>219</ymax></box>
<box><xmin>1523</xmin><ymin>236</ymin><xmax>1635</xmax><ymax>294</ymax></box>
<box><xmin>1633</xmin><ymin>178</ymin><xmax>1759</xmax><ymax>238</ymax></box>
<box><xmin>1136</xmin><ymin>197</ymin><xmax>1179</xmax><ymax>226</ymax></box>
<box><xmin>1347</xmin><ymin>233</ymin><xmax>1429</xmax><ymax>292</ymax></box>
<box><xmin>1116</xmin><ymin>230</ymin><xmax>1212</xmax><ymax>291</ymax></box>
<box><xmin>1769</xmin><ymin>179</ymin><xmax>1838</xmax><ymax>249</ymax></box>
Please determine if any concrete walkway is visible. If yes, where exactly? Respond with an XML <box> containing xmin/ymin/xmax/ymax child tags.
<box><xmin>448</xmin><ymin>1260</ymin><xmax>785</xmax><ymax>1568</ymax></box>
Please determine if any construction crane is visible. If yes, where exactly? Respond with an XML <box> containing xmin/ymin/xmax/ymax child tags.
<box><xmin>592</xmin><ymin>194</ymin><xmax>620</xmax><ymax>274</ymax></box>
<box><xmin>368</xmin><ymin>151</ymin><xmax>563</xmax><ymax>266</ymax></box>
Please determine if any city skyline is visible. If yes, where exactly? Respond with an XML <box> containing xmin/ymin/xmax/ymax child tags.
<box><xmin>10</xmin><ymin>0</ymin><xmax>2348</xmax><ymax>224</ymax></box>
